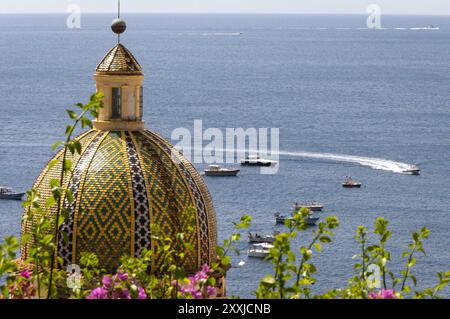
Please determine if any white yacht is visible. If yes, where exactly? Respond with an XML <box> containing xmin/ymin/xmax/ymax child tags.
<box><xmin>248</xmin><ymin>243</ymin><xmax>274</xmax><ymax>258</ymax></box>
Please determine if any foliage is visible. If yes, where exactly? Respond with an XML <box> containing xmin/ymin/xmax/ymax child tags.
<box><xmin>326</xmin><ymin>217</ymin><xmax>448</xmax><ymax>299</ymax></box>
<box><xmin>255</xmin><ymin>208</ymin><xmax>339</xmax><ymax>299</ymax></box>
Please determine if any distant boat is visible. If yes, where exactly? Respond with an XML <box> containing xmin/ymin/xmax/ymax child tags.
<box><xmin>204</xmin><ymin>165</ymin><xmax>240</xmax><ymax>177</ymax></box>
<box><xmin>240</xmin><ymin>155</ymin><xmax>278</xmax><ymax>167</ymax></box>
<box><xmin>274</xmin><ymin>212</ymin><xmax>320</xmax><ymax>226</ymax></box>
<box><xmin>410</xmin><ymin>25</ymin><xmax>440</xmax><ymax>31</ymax></box>
<box><xmin>0</xmin><ymin>187</ymin><xmax>25</xmax><ymax>201</ymax></box>
<box><xmin>248</xmin><ymin>232</ymin><xmax>277</xmax><ymax>244</ymax></box>
<box><xmin>294</xmin><ymin>201</ymin><xmax>324</xmax><ymax>212</ymax></box>
<box><xmin>403</xmin><ymin>165</ymin><xmax>421</xmax><ymax>176</ymax></box>
<box><xmin>342</xmin><ymin>177</ymin><xmax>362</xmax><ymax>188</ymax></box>
<box><xmin>424</xmin><ymin>25</ymin><xmax>440</xmax><ymax>30</ymax></box>
<box><xmin>248</xmin><ymin>243</ymin><xmax>274</xmax><ymax>258</ymax></box>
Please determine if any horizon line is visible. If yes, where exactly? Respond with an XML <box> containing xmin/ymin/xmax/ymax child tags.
<box><xmin>0</xmin><ymin>12</ymin><xmax>449</xmax><ymax>16</ymax></box>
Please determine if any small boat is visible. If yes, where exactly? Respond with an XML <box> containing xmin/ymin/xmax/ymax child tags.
<box><xmin>248</xmin><ymin>232</ymin><xmax>277</xmax><ymax>244</ymax></box>
<box><xmin>274</xmin><ymin>212</ymin><xmax>320</xmax><ymax>226</ymax></box>
<box><xmin>204</xmin><ymin>165</ymin><xmax>240</xmax><ymax>177</ymax></box>
<box><xmin>424</xmin><ymin>25</ymin><xmax>440</xmax><ymax>30</ymax></box>
<box><xmin>342</xmin><ymin>177</ymin><xmax>362</xmax><ymax>188</ymax></box>
<box><xmin>240</xmin><ymin>155</ymin><xmax>278</xmax><ymax>167</ymax></box>
<box><xmin>0</xmin><ymin>187</ymin><xmax>25</xmax><ymax>201</ymax></box>
<box><xmin>403</xmin><ymin>165</ymin><xmax>420</xmax><ymax>176</ymax></box>
<box><xmin>294</xmin><ymin>201</ymin><xmax>324</xmax><ymax>212</ymax></box>
<box><xmin>248</xmin><ymin>243</ymin><xmax>274</xmax><ymax>258</ymax></box>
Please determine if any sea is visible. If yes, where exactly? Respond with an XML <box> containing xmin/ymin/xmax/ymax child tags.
<box><xmin>0</xmin><ymin>14</ymin><xmax>449</xmax><ymax>298</ymax></box>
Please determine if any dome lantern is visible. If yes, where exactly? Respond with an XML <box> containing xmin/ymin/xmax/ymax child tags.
<box><xmin>93</xmin><ymin>8</ymin><xmax>145</xmax><ymax>132</ymax></box>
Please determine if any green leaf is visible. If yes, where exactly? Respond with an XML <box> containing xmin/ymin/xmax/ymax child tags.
<box><xmin>314</xmin><ymin>243</ymin><xmax>322</xmax><ymax>252</ymax></box>
<box><xmin>64</xmin><ymin>159</ymin><xmax>72</xmax><ymax>172</ymax></box>
<box><xmin>51</xmin><ymin>141</ymin><xmax>64</xmax><ymax>152</ymax></box>
<box><xmin>67</xmin><ymin>142</ymin><xmax>75</xmax><ymax>155</ymax></box>
<box><xmin>261</xmin><ymin>275</ymin><xmax>276</xmax><ymax>286</ymax></box>
<box><xmin>46</xmin><ymin>196</ymin><xmax>56</xmax><ymax>208</ymax></box>
<box><xmin>65</xmin><ymin>190</ymin><xmax>74</xmax><ymax>204</ymax></box>
<box><xmin>48</xmin><ymin>159</ymin><xmax>59</xmax><ymax>170</ymax></box>
<box><xmin>66</xmin><ymin>110</ymin><xmax>78</xmax><ymax>120</ymax></box>
<box><xmin>81</xmin><ymin>117</ymin><xmax>92</xmax><ymax>129</ymax></box>
<box><xmin>65</xmin><ymin>125</ymin><xmax>74</xmax><ymax>136</ymax></box>
<box><xmin>319</xmin><ymin>236</ymin><xmax>332</xmax><ymax>243</ymax></box>
<box><xmin>73</xmin><ymin>140</ymin><xmax>82</xmax><ymax>155</ymax></box>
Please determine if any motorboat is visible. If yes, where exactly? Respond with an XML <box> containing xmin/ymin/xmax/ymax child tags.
<box><xmin>403</xmin><ymin>165</ymin><xmax>420</xmax><ymax>176</ymax></box>
<box><xmin>274</xmin><ymin>212</ymin><xmax>320</xmax><ymax>226</ymax></box>
<box><xmin>248</xmin><ymin>232</ymin><xmax>277</xmax><ymax>244</ymax></box>
<box><xmin>424</xmin><ymin>25</ymin><xmax>440</xmax><ymax>30</ymax></box>
<box><xmin>240</xmin><ymin>155</ymin><xmax>278</xmax><ymax>167</ymax></box>
<box><xmin>0</xmin><ymin>187</ymin><xmax>25</xmax><ymax>201</ymax></box>
<box><xmin>342</xmin><ymin>177</ymin><xmax>362</xmax><ymax>188</ymax></box>
<box><xmin>248</xmin><ymin>243</ymin><xmax>274</xmax><ymax>258</ymax></box>
<box><xmin>294</xmin><ymin>201</ymin><xmax>324</xmax><ymax>212</ymax></box>
<box><xmin>204</xmin><ymin>165</ymin><xmax>240</xmax><ymax>177</ymax></box>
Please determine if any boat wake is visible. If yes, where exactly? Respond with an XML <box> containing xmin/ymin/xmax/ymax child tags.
<box><xmin>279</xmin><ymin>150</ymin><xmax>412</xmax><ymax>174</ymax></box>
<box><xmin>189</xmin><ymin>147</ymin><xmax>414</xmax><ymax>174</ymax></box>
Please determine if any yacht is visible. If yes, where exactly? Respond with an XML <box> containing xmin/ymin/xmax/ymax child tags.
<box><xmin>294</xmin><ymin>201</ymin><xmax>324</xmax><ymax>212</ymax></box>
<box><xmin>0</xmin><ymin>187</ymin><xmax>25</xmax><ymax>201</ymax></box>
<box><xmin>274</xmin><ymin>212</ymin><xmax>320</xmax><ymax>226</ymax></box>
<box><xmin>248</xmin><ymin>243</ymin><xmax>274</xmax><ymax>258</ymax></box>
<box><xmin>248</xmin><ymin>232</ymin><xmax>277</xmax><ymax>244</ymax></box>
<box><xmin>204</xmin><ymin>165</ymin><xmax>240</xmax><ymax>177</ymax></box>
<box><xmin>240</xmin><ymin>155</ymin><xmax>278</xmax><ymax>167</ymax></box>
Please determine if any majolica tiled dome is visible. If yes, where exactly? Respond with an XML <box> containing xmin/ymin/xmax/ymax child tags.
<box><xmin>21</xmin><ymin>20</ymin><xmax>217</xmax><ymax>273</ymax></box>
<box><xmin>21</xmin><ymin>130</ymin><xmax>217</xmax><ymax>272</ymax></box>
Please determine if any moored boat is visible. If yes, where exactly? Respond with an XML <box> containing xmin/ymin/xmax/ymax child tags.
<box><xmin>248</xmin><ymin>243</ymin><xmax>274</xmax><ymax>258</ymax></box>
<box><xmin>342</xmin><ymin>177</ymin><xmax>362</xmax><ymax>188</ymax></box>
<box><xmin>248</xmin><ymin>232</ymin><xmax>277</xmax><ymax>244</ymax></box>
<box><xmin>274</xmin><ymin>212</ymin><xmax>319</xmax><ymax>226</ymax></box>
<box><xmin>294</xmin><ymin>201</ymin><xmax>324</xmax><ymax>212</ymax></box>
<box><xmin>0</xmin><ymin>187</ymin><xmax>25</xmax><ymax>201</ymax></box>
<box><xmin>204</xmin><ymin>165</ymin><xmax>240</xmax><ymax>177</ymax></box>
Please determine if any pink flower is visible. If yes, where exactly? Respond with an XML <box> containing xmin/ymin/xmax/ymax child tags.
<box><xmin>380</xmin><ymin>289</ymin><xmax>397</xmax><ymax>299</ymax></box>
<box><xmin>102</xmin><ymin>275</ymin><xmax>113</xmax><ymax>288</ymax></box>
<box><xmin>86</xmin><ymin>272</ymin><xmax>146</xmax><ymax>300</ymax></box>
<box><xmin>369</xmin><ymin>289</ymin><xmax>397</xmax><ymax>299</ymax></box>
<box><xmin>177</xmin><ymin>265</ymin><xmax>217</xmax><ymax>299</ymax></box>
<box><xmin>137</xmin><ymin>287</ymin><xmax>147</xmax><ymax>300</ymax></box>
<box><xmin>116</xmin><ymin>272</ymin><xmax>128</xmax><ymax>281</ymax></box>
<box><xmin>20</xmin><ymin>271</ymin><xmax>31</xmax><ymax>279</ymax></box>
<box><xmin>206</xmin><ymin>286</ymin><xmax>217</xmax><ymax>298</ymax></box>
<box><xmin>8</xmin><ymin>272</ymin><xmax>36</xmax><ymax>299</ymax></box>
<box><xmin>86</xmin><ymin>287</ymin><xmax>108</xmax><ymax>299</ymax></box>
<box><xmin>201</xmin><ymin>264</ymin><xmax>212</xmax><ymax>274</ymax></box>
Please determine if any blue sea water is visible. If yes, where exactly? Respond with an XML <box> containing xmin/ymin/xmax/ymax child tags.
<box><xmin>0</xmin><ymin>14</ymin><xmax>449</xmax><ymax>298</ymax></box>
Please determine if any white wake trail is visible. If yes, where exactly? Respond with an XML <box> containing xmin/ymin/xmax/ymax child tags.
<box><xmin>279</xmin><ymin>150</ymin><xmax>412</xmax><ymax>173</ymax></box>
<box><xmin>181</xmin><ymin>147</ymin><xmax>414</xmax><ymax>174</ymax></box>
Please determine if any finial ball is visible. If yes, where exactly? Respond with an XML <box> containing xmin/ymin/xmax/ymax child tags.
<box><xmin>111</xmin><ymin>19</ymin><xmax>127</xmax><ymax>34</ymax></box>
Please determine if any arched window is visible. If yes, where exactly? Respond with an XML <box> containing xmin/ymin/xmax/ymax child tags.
<box><xmin>112</xmin><ymin>87</ymin><xmax>122</xmax><ymax>119</ymax></box>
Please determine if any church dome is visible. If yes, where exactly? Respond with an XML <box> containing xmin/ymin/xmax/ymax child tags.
<box><xmin>20</xmin><ymin>19</ymin><xmax>217</xmax><ymax>273</ymax></box>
